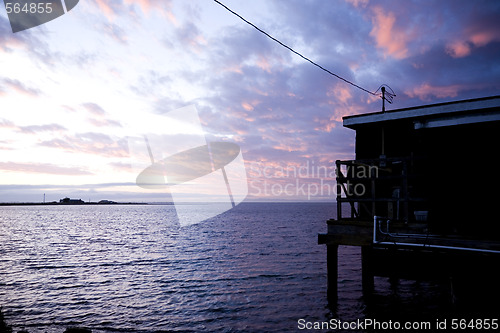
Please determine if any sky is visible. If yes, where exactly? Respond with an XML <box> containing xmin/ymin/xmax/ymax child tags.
<box><xmin>1</xmin><ymin>0</ymin><xmax>499</xmax><ymax>203</ymax></box>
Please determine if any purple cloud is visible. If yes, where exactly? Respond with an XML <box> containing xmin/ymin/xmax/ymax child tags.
<box><xmin>82</xmin><ymin>102</ymin><xmax>122</xmax><ymax>127</ymax></box>
<box><xmin>0</xmin><ymin>161</ymin><xmax>93</xmax><ymax>175</ymax></box>
<box><xmin>0</xmin><ymin>118</ymin><xmax>66</xmax><ymax>134</ymax></box>
<box><xmin>39</xmin><ymin>132</ymin><xmax>128</xmax><ymax>157</ymax></box>
<box><xmin>17</xmin><ymin>123</ymin><xmax>67</xmax><ymax>134</ymax></box>
<box><xmin>1</xmin><ymin>78</ymin><xmax>41</xmax><ymax>97</ymax></box>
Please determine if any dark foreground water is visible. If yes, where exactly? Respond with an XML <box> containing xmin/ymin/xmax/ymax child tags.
<box><xmin>0</xmin><ymin>203</ymin><xmax>490</xmax><ymax>332</ymax></box>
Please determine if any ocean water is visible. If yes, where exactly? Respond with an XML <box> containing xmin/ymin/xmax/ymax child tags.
<box><xmin>0</xmin><ymin>203</ymin><xmax>464</xmax><ymax>332</ymax></box>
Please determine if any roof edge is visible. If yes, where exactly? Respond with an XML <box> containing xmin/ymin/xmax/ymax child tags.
<box><xmin>343</xmin><ymin>95</ymin><xmax>500</xmax><ymax>129</ymax></box>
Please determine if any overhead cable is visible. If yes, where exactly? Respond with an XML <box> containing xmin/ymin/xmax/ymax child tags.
<box><xmin>213</xmin><ymin>0</ymin><xmax>387</xmax><ymax>98</ymax></box>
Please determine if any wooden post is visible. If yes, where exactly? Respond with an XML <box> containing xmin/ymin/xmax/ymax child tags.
<box><xmin>371</xmin><ymin>178</ymin><xmax>376</xmax><ymax>217</ymax></box>
<box><xmin>402</xmin><ymin>159</ymin><xmax>409</xmax><ymax>223</ymax></box>
<box><xmin>336</xmin><ymin>160</ymin><xmax>342</xmax><ymax>220</ymax></box>
<box><xmin>327</xmin><ymin>244</ymin><xmax>338</xmax><ymax>301</ymax></box>
<box><xmin>361</xmin><ymin>246</ymin><xmax>374</xmax><ymax>295</ymax></box>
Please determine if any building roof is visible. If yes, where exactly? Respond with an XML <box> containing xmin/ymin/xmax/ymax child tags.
<box><xmin>343</xmin><ymin>95</ymin><xmax>500</xmax><ymax>130</ymax></box>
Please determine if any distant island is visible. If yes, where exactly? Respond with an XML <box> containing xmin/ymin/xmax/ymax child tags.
<box><xmin>59</xmin><ymin>197</ymin><xmax>120</xmax><ymax>205</ymax></box>
<box><xmin>0</xmin><ymin>197</ymin><xmax>147</xmax><ymax>206</ymax></box>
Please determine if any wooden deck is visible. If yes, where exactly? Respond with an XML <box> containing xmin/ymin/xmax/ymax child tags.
<box><xmin>318</xmin><ymin>217</ymin><xmax>500</xmax><ymax>302</ymax></box>
<box><xmin>319</xmin><ymin>218</ymin><xmax>500</xmax><ymax>252</ymax></box>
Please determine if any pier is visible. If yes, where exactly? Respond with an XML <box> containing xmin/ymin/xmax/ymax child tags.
<box><xmin>319</xmin><ymin>96</ymin><xmax>500</xmax><ymax>306</ymax></box>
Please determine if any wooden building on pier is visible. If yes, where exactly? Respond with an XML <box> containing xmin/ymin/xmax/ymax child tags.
<box><xmin>319</xmin><ymin>95</ymin><xmax>500</xmax><ymax>306</ymax></box>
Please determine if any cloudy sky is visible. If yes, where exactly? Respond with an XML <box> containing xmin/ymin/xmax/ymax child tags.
<box><xmin>1</xmin><ymin>0</ymin><xmax>499</xmax><ymax>203</ymax></box>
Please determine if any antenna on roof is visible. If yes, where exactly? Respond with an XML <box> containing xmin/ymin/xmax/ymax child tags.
<box><xmin>376</xmin><ymin>84</ymin><xmax>396</xmax><ymax>112</ymax></box>
<box><xmin>382</xmin><ymin>87</ymin><xmax>386</xmax><ymax>112</ymax></box>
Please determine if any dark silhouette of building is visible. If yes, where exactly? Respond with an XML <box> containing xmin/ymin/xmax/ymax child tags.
<box><xmin>59</xmin><ymin>197</ymin><xmax>84</xmax><ymax>204</ymax></box>
<box><xmin>319</xmin><ymin>95</ymin><xmax>500</xmax><ymax>308</ymax></box>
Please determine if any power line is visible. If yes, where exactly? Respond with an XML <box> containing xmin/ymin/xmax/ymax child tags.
<box><xmin>213</xmin><ymin>0</ymin><xmax>382</xmax><ymax>97</ymax></box>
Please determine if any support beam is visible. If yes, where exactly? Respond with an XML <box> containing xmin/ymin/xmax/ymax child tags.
<box><xmin>361</xmin><ymin>246</ymin><xmax>374</xmax><ymax>294</ymax></box>
<box><xmin>326</xmin><ymin>244</ymin><xmax>338</xmax><ymax>301</ymax></box>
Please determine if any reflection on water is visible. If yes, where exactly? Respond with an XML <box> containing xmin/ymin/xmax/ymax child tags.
<box><xmin>0</xmin><ymin>203</ymin><xmax>474</xmax><ymax>332</ymax></box>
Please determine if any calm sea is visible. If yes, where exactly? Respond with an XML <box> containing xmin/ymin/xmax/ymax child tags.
<box><xmin>0</xmin><ymin>203</ymin><xmax>469</xmax><ymax>332</ymax></box>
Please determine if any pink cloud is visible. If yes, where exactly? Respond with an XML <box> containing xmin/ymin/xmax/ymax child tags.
<box><xmin>314</xmin><ymin>119</ymin><xmax>336</xmax><ymax>133</ymax></box>
<box><xmin>369</xmin><ymin>6</ymin><xmax>409</xmax><ymax>59</ymax></box>
<box><xmin>93</xmin><ymin>0</ymin><xmax>118</xmax><ymax>20</ymax></box>
<box><xmin>0</xmin><ymin>118</ymin><xmax>16</xmax><ymax>129</ymax></box>
<box><xmin>345</xmin><ymin>0</ymin><xmax>369</xmax><ymax>8</ymax></box>
<box><xmin>241</xmin><ymin>102</ymin><xmax>254</xmax><ymax>112</ymax></box>
<box><xmin>124</xmin><ymin>0</ymin><xmax>176</xmax><ymax>23</ymax></box>
<box><xmin>272</xmin><ymin>143</ymin><xmax>307</xmax><ymax>153</ymax></box>
<box><xmin>81</xmin><ymin>102</ymin><xmax>122</xmax><ymax>128</ymax></box>
<box><xmin>470</xmin><ymin>31</ymin><xmax>498</xmax><ymax>47</ymax></box>
<box><xmin>90</xmin><ymin>0</ymin><xmax>176</xmax><ymax>23</ymax></box>
<box><xmin>405</xmin><ymin>83</ymin><xmax>463</xmax><ymax>101</ymax></box>
<box><xmin>102</xmin><ymin>23</ymin><xmax>128</xmax><ymax>44</ymax></box>
<box><xmin>0</xmin><ymin>144</ymin><xmax>13</xmax><ymax>151</ymax></box>
<box><xmin>0</xmin><ymin>37</ymin><xmax>26</xmax><ymax>53</ymax></box>
<box><xmin>1</xmin><ymin>78</ymin><xmax>41</xmax><ymax>97</ymax></box>
<box><xmin>224</xmin><ymin>65</ymin><xmax>243</xmax><ymax>74</ymax></box>
<box><xmin>82</xmin><ymin>103</ymin><xmax>106</xmax><ymax>116</ymax></box>
<box><xmin>256</xmin><ymin>56</ymin><xmax>272</xmax><ymax>73</ymax></box>
<box><xmin>0</xmin><ymin>18</ymin><xmax>39</xmax><ymax>54</ymax></box>
<box><xmin>327</xmin><ymin>84</ymin><xmax>352</xmax><ymax>104</ymax></box>
<box><xmin>446</xmin><ymin>26</ymin><xmax>500</xmax><ymax>58</ymax></box>
<box><xmin>446</xmin><ymin>41</ymin><xmax>471</xmax><ymax>58</ymax></box>
<box><xmin>39</xmin><ymin>133</ymin><xmax>128</xmax><ymax>158</ymax></box>
<box><xmin>175</xmin><ymin>22</ymin><xmax>206</xmax><ymax>52</ymax></box>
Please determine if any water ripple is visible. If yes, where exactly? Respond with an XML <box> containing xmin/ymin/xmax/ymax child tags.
<box><xmin>0</xmin><ymin>203</ymin><xmax>455</xmax><ymax>332</ymax></box>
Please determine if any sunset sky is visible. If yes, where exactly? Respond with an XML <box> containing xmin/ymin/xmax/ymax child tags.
<box><xmin>1</xmin><ymin>0</ymin><xmax>499</xmax><ymax>202</ymax></box>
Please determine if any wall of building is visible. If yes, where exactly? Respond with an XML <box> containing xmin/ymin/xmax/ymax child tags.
<box><xmin>352</xmin><ymin>119</ymin><xmax>500</xmax><ymax>240</ymax></box>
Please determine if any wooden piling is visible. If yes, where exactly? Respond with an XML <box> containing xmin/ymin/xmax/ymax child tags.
<box><xmin>361</xmin><ymin>246</ymin><xmax>374</xmax><ymax>294</ymax></box>
<box><xmin>326</xmin><ymin>244</ymin><xmax>338</xmax><ymax>301</ymax></box>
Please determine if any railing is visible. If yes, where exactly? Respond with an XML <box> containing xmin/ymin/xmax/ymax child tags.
<box><xmin>336</xmin><ymin>156</ymin><xmax>426</xmax><ymax>222</ymax></box>
<box><xmin>373</xmin><ymin>216</ymin><xmax>500</xmax><ymax>253</ymax></box>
